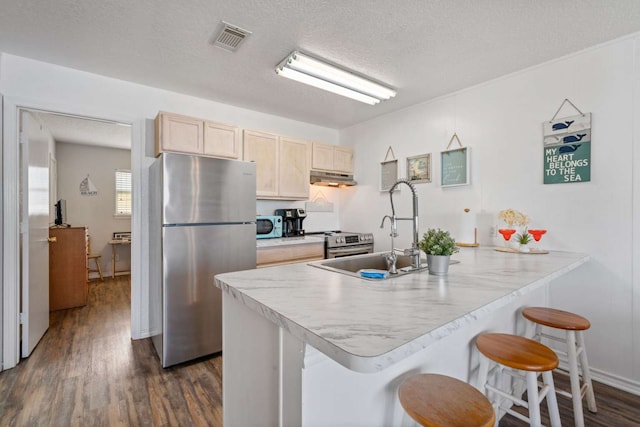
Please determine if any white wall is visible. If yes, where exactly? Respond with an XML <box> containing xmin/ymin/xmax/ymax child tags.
<box><xmin>56</xmin><ymin>142</ymin><xmax>131</xmax><ymax>277</ymax></box>
<box><xmin>0</xmin><ymin>53</ymin><xmax>339</xmax><ymax>354</ymax></box>
<box><xmin>257</xmin><ymin>185</ymin><xmax>341</xmax><ymax>233</ymax></box>
<box><xmin>339</xmin><ymin>34</ymin><xmax>640</xmax><ymax>392</ymax></box>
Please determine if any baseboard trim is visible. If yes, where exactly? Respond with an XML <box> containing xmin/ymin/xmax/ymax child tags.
<box><xmin>590</xmin><ymin>367</ymin><xmax>640</xmax><ymax>396</ymax></box>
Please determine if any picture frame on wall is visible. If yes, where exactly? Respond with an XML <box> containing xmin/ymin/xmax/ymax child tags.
<box><xmin>380</xmin><ymin>159</ymin><xmax>399</xmax><ymax>191</ymax></box>
<box><xmin>440</xmin><ymin>147</ymin><xmax>470</xmax><ymax>187</ymax></box>
<box><xmin>406</xmin><ymin>153</ymin><xmax>432</xmax><ymax>184</ymax></box>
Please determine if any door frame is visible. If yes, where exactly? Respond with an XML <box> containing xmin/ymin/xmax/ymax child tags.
<box><xmin>2</xmin><ymin>96</ymin><xmax>144</xmax><ymax>370</ymax></box>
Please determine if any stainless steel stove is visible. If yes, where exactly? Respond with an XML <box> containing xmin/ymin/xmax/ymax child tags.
<box><xmin>323</xmin><ymin>231</ymin><xmax>374</xmax><ymax>258</ymax></box>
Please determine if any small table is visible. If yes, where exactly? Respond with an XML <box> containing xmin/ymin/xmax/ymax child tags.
<box><xmin>108</xmin><ymin>239</ymin><xmax>131</xmax><ymax>279</ymax></box>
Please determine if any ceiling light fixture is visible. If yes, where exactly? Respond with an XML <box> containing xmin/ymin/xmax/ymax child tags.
<box><xmin>275</xmin><ymin>51</ymin><xmax>396</xmax><ymax>105</ymax></box>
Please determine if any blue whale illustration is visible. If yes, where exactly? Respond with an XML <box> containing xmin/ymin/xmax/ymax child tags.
<box><xmin>552</xmin><ymin>120</ymin><xmax>574</xmax><ymax>131</ymax></box>
<box><xmin>563</xmin><ymin>133</ymin><xmax>586</xmax><ymax>143</ymax></box>
<box><xmin>559</xmin><ymin>144</ymin><xmax>581</xmax><ymax>153</ymax></box>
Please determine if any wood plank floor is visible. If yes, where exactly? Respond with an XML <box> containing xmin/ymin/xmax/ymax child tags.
<box><xmin>0</xmin><ymin>276</ymin><xmax>223</xmax><ymax>426</ymax></box>
<box><xmin>499</xmin><ymin>371</ymin><xmax>640</xmax><ymax>426</ymax></box>
<box><xmin>1</xmin><ymin>276</ymin><xmax>638</xmax><ymax>426</ymax></box>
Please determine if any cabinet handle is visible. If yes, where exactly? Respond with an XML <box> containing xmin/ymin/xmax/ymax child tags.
<box><xmin>48</xmin><ymin>237</ymin><xmax>57</xmax><ymax>243</ymax></box>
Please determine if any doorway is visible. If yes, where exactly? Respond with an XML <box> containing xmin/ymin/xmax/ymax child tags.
<box><xmin>19</xmin><ymin>108</ymin><xmax>133</xmax><ymax>358</ymax></box>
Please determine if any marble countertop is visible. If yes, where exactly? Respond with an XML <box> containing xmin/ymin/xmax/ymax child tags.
<box><xmin>256</xmin><ymin>235</ymin><xmax>325</xmax><ymax>248</ymax></box>
<box><xmin>215</xmin><ymin>247</ymin><xmax>589</xmax><ymax>373</ymax></box>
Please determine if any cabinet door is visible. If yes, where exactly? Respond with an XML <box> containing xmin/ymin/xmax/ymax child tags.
<box><xmin>203</xmin><ymin>120</ymin><xmax>240</xmax><ymax>159</ymax></box>
<box><xmin>279</xmin><ymin>137</ymin><xmax>310</xmax><ymax>199</ymax></box>
<box><xmin>333</xmin><ymin>146</ymin><xmax>354</xmax><ymax>173</ymax></box>
<box><xmin>243</xmin><ymin>130</ymin><xmax>278</xmax><ymax>197</ymax></box>
<box><xmin>49</xmin><ymin>227</ymin><xmax>88</xmax><ymax>311</ymax></box>
<box><xmin>156</xmin><ymin>112</ymin><xmax>203</xmax><ymax>156</ymax></box>
<box><xmin>311</xmin><ymin>142</ymin><xmax>334</xmax><ymax>171</ymax></box>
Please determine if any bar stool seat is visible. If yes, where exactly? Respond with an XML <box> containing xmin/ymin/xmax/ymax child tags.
<box><xmin>476</xmin><ymin>333</ymin><xmax>561</xmax><ymax>427</ymax></box>
<box><xmin>523</xmin><ymin>307</ymin><xmax>597</xmax><ymax>427</ymax></box>
<box><xmin>398</xmin><ymin>373</ymin><xmax>495</xmax><ymax>427</ymax></box>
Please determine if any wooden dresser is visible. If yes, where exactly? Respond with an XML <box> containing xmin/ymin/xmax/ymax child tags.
<box><xmin>49</xmin><ymin>227</ymin><xmax>88</xmax><ymax>311</ymax></box>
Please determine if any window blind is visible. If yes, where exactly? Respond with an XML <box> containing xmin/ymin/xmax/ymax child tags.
<box><xmin>115</xmin><ymin>170</ymin><xmax>132</xmax><ymax>216</ymax></box>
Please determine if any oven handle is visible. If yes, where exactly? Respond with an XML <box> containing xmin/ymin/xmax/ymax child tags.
<box><xmin>327</xmin><ymin>246</ymin><xmax>374</xmax><ymax>256</ymax></box>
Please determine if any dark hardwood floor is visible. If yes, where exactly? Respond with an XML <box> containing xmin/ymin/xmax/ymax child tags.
<box><xmin>1</xmin><ymin>276</ymin><xmax>638</xmax><ymax>426</ymax></box>
<box><xmin>0</xmin><ymin>276</ymin><xmax>223</xmax><ymax>426</ymax></box>
<box><xmin>499</xmin><ymin>371</ymin><xmax>640</xmax><ymax>426</ymax></box>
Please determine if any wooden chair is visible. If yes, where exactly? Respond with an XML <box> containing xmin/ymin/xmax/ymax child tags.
<box><xmin>87</xmin><ymin>236</ymin><xmax>104</xmax><ymax>281</ymax></box>
<box><xmin>523</xmin><ymin>307</ymin><xmax>597</xmax><ymax>427</ymax></box>
<box><xmin>476</xmin><ymin>333</ymin><xmax>561</xmax><ymax>427</ymax></box>
<box><xmin>398</xmin><ymin>373</ymin><xmax>495</xmax><ymax>427</ymax></box>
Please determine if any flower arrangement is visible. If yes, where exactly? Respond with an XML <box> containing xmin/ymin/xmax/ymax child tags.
<box><xmin>418</xmin><ymin>228</ymin><xmax>460</xmax><ymax>256</ymax></box>
<box><xmin>498</xmin><ymin>208</ymin><xmax>529</xmax><ymax>227</ymax></box>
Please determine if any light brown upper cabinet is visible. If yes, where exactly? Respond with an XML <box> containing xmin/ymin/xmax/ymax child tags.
<box><xmin>155</xmin><ymin>112</ymin><xmax>240</xmax><ymax>159</ymax></box>
<box><xmin>279</xmin><ymin>137</ymin><xmax>311</xmax><ymax>199</ymax></box>
<box><xmin>243</xmin><ymin>130</ymin><xmax>279</xmax><ymax>197</ymax></box>
<box><xmin>311</xmin><ymin>142</ymin><xmax>354</xmax><ymax>173</ymax></box>
<box><xmin>243</xmin><ymin>130</ymin><xmax>310</xmax><ymax>200</ymax></box>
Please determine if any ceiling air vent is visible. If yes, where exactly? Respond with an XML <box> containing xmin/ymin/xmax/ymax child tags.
<box><xmin>213</xmin><ymin>21</ymin><xmax>251</xmax><ymax>52</ymax></box>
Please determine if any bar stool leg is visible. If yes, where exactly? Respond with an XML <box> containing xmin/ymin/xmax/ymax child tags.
<box><xmin>476</xmin><ymin>356</ymin><xmax>500</xmax><ymax>426</ymax></box>
<box><xmin>542</xmin><ymin>370</ymin><xmax>561</xmax><ymax>427</ymax></box>
<box><xmin>566</xmin><ymin>330</ymin><xmax>585</xmax><ymax>427</ymax></box>
<box><xmin>525</xmin><ymin>371</ymin><xmax>541</xmax><ymax>427</ymax></box>
<box><xmin>577</xmin><ymin>331</ymin><xmax>597</xmax><ymax>413</ymax></box>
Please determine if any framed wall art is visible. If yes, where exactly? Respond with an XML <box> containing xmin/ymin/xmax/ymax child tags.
<box><xmin>406</xmin><ymin>153</ymin><xmax>432</xmax><ymax>184</ymax></box>
<box><xmin>380</xmin><ymin>146</ymin><xmax>400</xmax><ymax>191</ymax></box>
<box><xmin>440</xmin><ymin>133</ymin><xmax>470</xmax><ymax>187</ymax></box>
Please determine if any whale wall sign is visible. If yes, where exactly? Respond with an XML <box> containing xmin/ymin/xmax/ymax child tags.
<box><xmin>542</xmin><ymin>113</ymin><xmax>592</xmax><ymax>184</ymax></box>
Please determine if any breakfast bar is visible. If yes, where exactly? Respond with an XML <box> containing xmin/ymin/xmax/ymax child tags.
<box><xmin>215</xmin><ymin>247</ymin><xmax>589</xmax><ymax>426</ymax></box>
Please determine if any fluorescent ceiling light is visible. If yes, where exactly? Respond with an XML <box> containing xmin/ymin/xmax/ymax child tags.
<box><xmin>276</xmin><ymin>51</ymin><xmax>396</xmax><ymax>105</ymax></box>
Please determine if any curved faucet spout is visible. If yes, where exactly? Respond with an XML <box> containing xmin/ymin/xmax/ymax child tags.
<box><xmin>380</xmin><ymin>215</ymin><xmax>398</xmax><ymax>237</ymax></box>
<box><xmin>389</xmin><ymin>179</ymin><xmax>417</xmax><ymax>218</ymax></box>
<box><xmin>387</xmin><ymin>179</ymin><xmax>420</xmax><ymax>268</ymax></box>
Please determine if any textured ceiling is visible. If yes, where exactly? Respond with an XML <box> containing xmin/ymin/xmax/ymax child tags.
<box><xmin>3</xmin><ymin>0</ymin><xmax>640</xmax><ymax>130</ymax></box>
<box><xmin>34</xmin><ymin>112</ymin><xmax>132</xmax><ymax>149</ymax></box>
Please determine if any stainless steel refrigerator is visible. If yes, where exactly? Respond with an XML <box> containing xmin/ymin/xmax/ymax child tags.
<box><xmin>149</xmin><ymin>152</ymin><xmax>256</xmax><ymax>368</ymax></box>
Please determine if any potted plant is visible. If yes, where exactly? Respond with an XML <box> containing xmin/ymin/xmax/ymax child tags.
<box><xmin>516</xmin><ymin>230</ymin><xmax>532</xmax><ymax>252</ymax></box>
<box><xmin>418</xmin><ymin>228</ymin><xmax>460</xmax><ymax>275</ymax></box>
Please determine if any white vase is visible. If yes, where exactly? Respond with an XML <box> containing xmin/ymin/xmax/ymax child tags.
<box><xmin>519</xmin><ymin>244</ymin><xmax>530</xmax><ymax>253</ymax></box>
<box><xmin>427</xmin><ymin>254</ymin><xmax>451</xmax><ymax>275</ymax></box>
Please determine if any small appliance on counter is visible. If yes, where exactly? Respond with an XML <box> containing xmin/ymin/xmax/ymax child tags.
<box><xmin>256</xmin><ymin>215</ymin><xmax>283</xmax><ymax>239</ymax></box>
<box><xmin>275</xmin><ymin>208</ymin><xmax>307</xmax><ymax>237</ymax></box>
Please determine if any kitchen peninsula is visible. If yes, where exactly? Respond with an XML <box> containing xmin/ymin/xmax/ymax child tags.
<box><xmin>215</xmin><ymin>247</ymin><xmax>589</xmax><ymax>427</ymax></box>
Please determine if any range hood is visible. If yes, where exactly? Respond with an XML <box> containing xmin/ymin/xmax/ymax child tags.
<box><xmin>310</xmin><ymin>170</ymin><xmax>357</xmax><ymax>187</ymax></box>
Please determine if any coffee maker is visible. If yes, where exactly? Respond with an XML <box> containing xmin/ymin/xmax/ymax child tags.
<box><xmin>275</xmin><ymin>208</ymin><xmax>307</xmax><ymax>237</ymax></box>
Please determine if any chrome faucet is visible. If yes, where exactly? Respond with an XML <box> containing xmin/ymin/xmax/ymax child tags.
<box><xmin>380</xmin><ymin>215</ymin><xmax>398</xmax><ymax>274</ymax></box>
<box><xmin>387</xmin><ymin>179</ymin><xmax>421</xmax><ymax>269</ymax></box>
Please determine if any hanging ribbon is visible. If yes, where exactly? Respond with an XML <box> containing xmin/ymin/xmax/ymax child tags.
<box><xmin>549</xmin><ymin>98</ymin><xmax>585</xmax><ymax>122</ymax></box>
<box><xmin>445</xmin><ymin>133</ymin><xmax>463</xmax><ymax>151</ymax></box>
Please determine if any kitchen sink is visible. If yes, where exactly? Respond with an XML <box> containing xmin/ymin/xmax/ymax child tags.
<box><xmin>310</xmin><ymin>252</ymin><xmax>429</xmax><ymax>280</ymax></box>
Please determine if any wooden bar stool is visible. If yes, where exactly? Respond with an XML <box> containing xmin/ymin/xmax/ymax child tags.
<box><xmin>476</xmin><ymin>333</ymin><xmax>561</xmax><ymax>427</ymax></box>
<box><xmin>523</xmin><ymin>307</ymin><xmax>597</xmax><ymax>427</ymax></box>
<box><xmin>398</xmin><ymin>373</ymin><xmax>495</xmax><ymax>427</ymax></box>
<box><xmin>87</xmin><ymin>236</ymin><xmax>104</xmax><ymax>281</ymax></box>
<box><xmin>87</xmin><ymin>253</ymin><xmax>104</xmax><ymax>281</ymax></box>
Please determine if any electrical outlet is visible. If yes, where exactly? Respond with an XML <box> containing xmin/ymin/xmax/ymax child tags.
<box><xmin>490</xmin><ymin>225</ymin><xmax>497</xmax><ymax>237</ymax></box>
<box><xmin>115</xmin><ymin>253</ymin><xmax>120</xmax><ymax>261</ymax></box>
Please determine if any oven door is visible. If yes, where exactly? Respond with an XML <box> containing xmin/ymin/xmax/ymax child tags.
<box><xmin>326</xmin><ymin>244</ymin><xmax>374</xmax><ymax>259</ymax></box>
